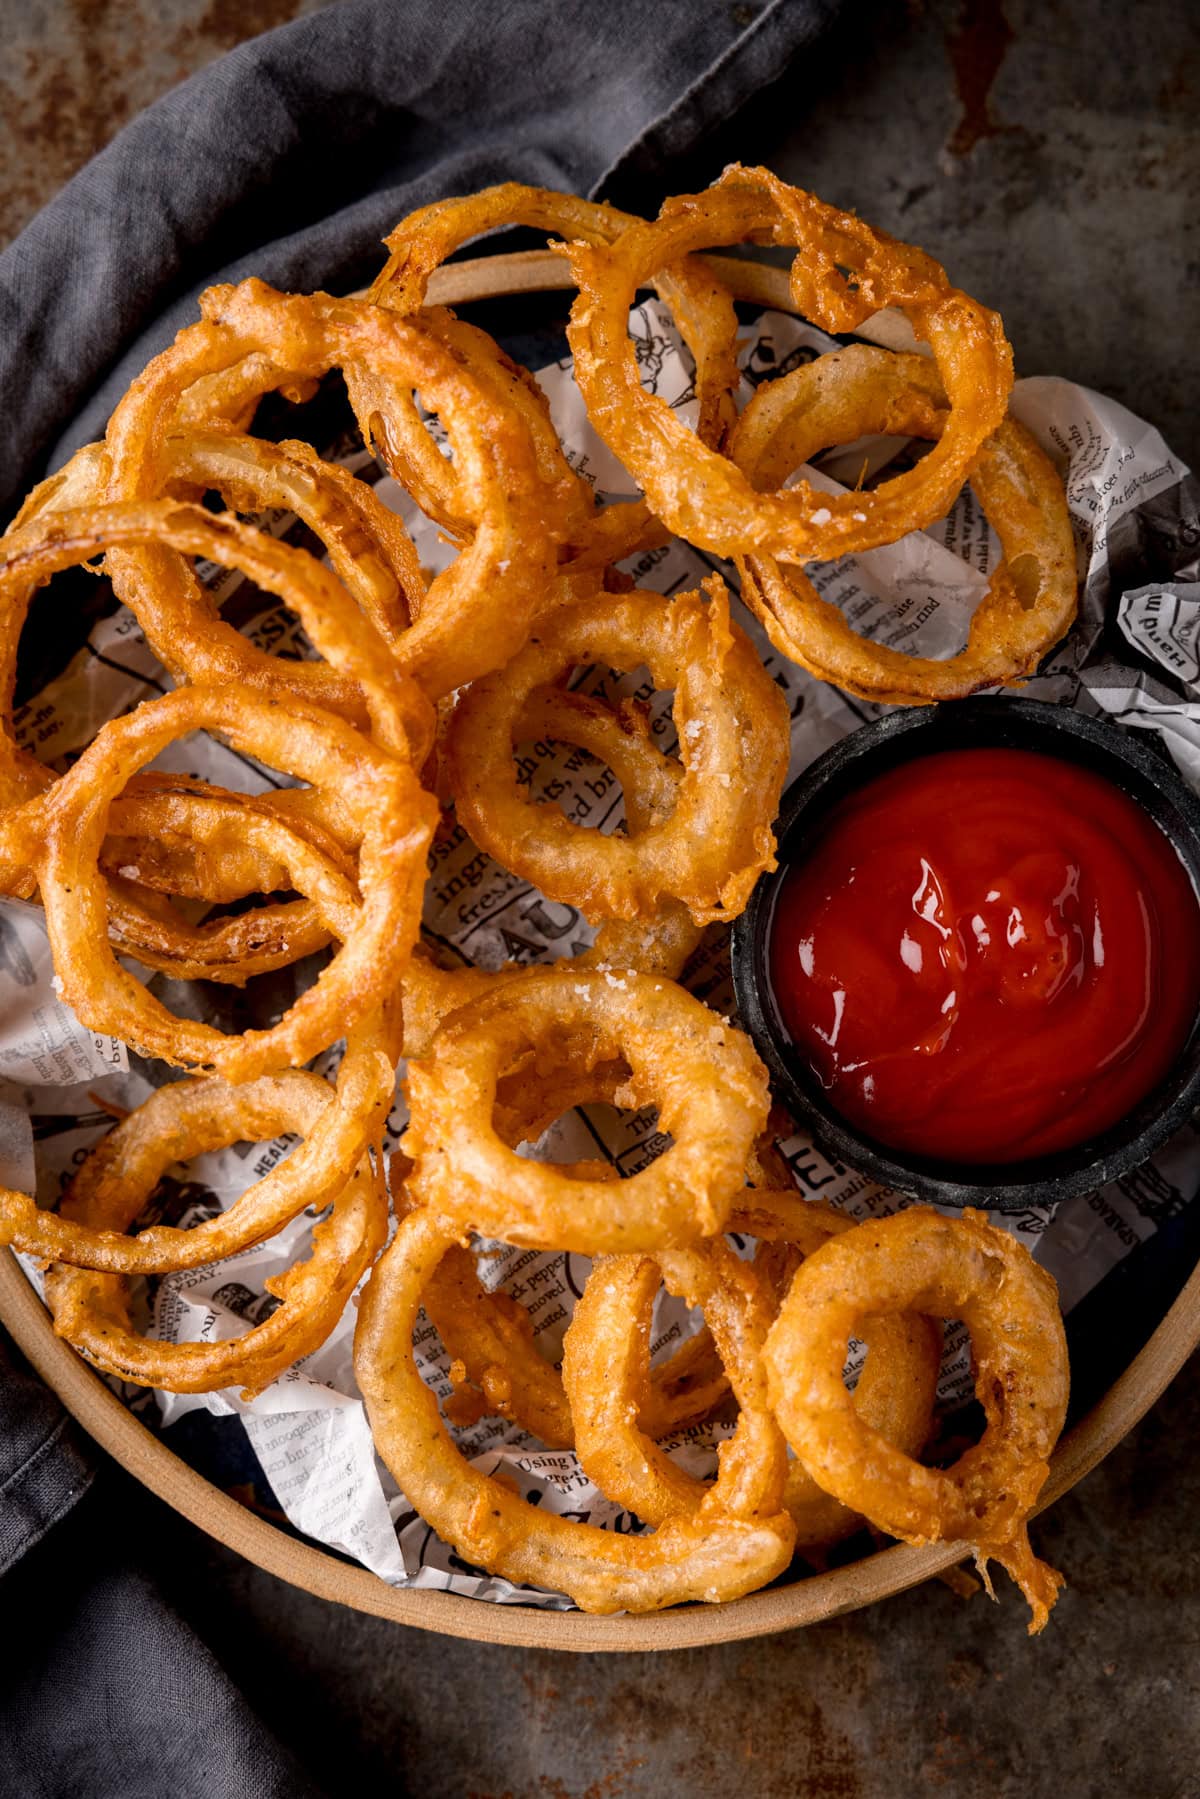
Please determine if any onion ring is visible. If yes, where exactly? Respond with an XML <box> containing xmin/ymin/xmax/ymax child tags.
<box><xmin>399</xmin><ymin>665</ymin><xmax>708</xmax><ymax>1057</ymax></box>
<box><xmin>0</xmin><ymin>1020</ymin><xmax>394</xmax><ymax>1271</ymax></box>
<box><xmin>355</xmin><ymin>1202</ymin><xmax>795</xmax><ymax>1613</ymax></box>
<box><xmin>45</xmin><ymin>1066</ymin><xmax>388</xmax><ymax>1396</ymax></box>
<box><xmin>445</xmin><ymin>578</ymin><xmax>789</xmax><ymax>924</ymax></box>
<box><xmin>563</xmin><ymin>1233</ymin><xmax>788</xmax><ymax>1527</ymax></box>
<box><xmin>0</xmin><ymin>464</ymin><xmax>394</xmax><ymax>931</ymax></box>
<box><xmin>0</xmin><ymin>498</ymin><xmax>434</xmax><ymax>801</ymax></box>
<box><xmin>403</xmin><ymin>961</ymin><xmax>736</xmax><ymax>1433</ymax></box>
<box><xmin>403</xmin><ymin>966</ymin><xmax>769</xmax><ymax>1252</ymax></box>
<box><xmin>514</xmin><ymin>678</ymin><xmax>704</xmax><ymax>975</ymax></box>
<box><xmin>566</xmin><ymin>164</ymin><xmax>1013</xmax><ymax>561</ymax></box>
<box><xmin>349</xmin><ymin>305</ymin><xmax>630</xmax><ymax>567</ymax></box>
<box><xmin>728</xmin><ymin>1193</ymin><xmax>941</xmax><ymax>1554</ymax></box>
<box><xmin>351</xmin><ymin>182</ymin><xmax>741</xmax><ymax>564</ymax></box>
<box><xmin>167</xmin><ymin>430</ymin><xmax>424</xmax><ymax>642</ymax></box>
<box><xmin>763</xmin><ymin>1206</ymin><xmax>1068</xmax><ymax>1631</ymax></box>
<box><xmin>99</xmin><ymin>771</ymin><xmax>359</xmax><ymax>906</ymax></box>
<box><xmin>99</xmin><ymin>779</ymin><xmax>361</xmax><ymax>985</ymax></box>
<box><xmin>409</xmin><ymin>1107</ymin><xmax>728</xmax><ymax>1449</ymax></box>
<box><xmin>176</xmin><ymin>359</ymin><xmax>321</xmax><ymax>433</ymax></box>
<box><xmin>103</xmin><ymin>281</ymin><xmax>555</xmax><ymax>700</ymax></box>
<box><xmin>560</xmin><ymin>1192</ymin><xmax>938</xmax><ymax>1554</ymax></box>
<box><xmin>1</xmin><ymin>764</ymin><xmax>363</xmax><ymax>988</ymax></box>
<box><xmin>13</xmin><ymin>429</ymin><xmax>422</xmax><ymax>649</ymax></box>
<box><xmin>729</xmin><ymin>346</ymin><xmax>1077</xmax><ymax>703</ymax></box>
<box><xmin>5</xmin><ymin>681</ymin><xmax>434</xmax><ymax>1080</ymax></box>
<box><xmin>412</xmin><ymin>1107</ymin><xmax>782</xmax><ymax>1454</ymax></box>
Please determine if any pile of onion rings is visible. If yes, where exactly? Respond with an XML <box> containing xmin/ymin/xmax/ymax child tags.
<box><xmin>0</xmin><ymin>168</ymin><xmax>1074</xmax><ymax>1628</ymax></box>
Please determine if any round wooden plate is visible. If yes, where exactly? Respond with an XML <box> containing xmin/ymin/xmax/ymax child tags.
<box><xmin>3</xmin><ymin>248</ymin><xmax>1197</xmax><ymax>1651</ymax></box>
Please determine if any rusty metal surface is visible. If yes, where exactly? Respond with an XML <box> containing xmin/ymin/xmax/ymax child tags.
<box><xmin>0</xmin><ymin>0</ymin><xmax>334</xmax><ymax>245</ymax></box>
<box><xmin>1</xmin><ymin>0</ymin><xmax>1199</xmax><ymax>1792</ymax></box>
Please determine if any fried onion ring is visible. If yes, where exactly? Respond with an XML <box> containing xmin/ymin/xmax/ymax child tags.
<box><xmin>167</xmin><ymin>430</ymin><xmax>424</xmax><ymax>641</ymax></box>
<box><xmin>0</xmin><ymin>1021</ymin><xmax>394</xmax><ymax>1271</ymax></box>
<box><xmin>5</xmin><ymin>682</ymin><xmax>434</xmax><ymax>1080</ymax></box>
<box><xmin>560</xmin><ymin>1193</ymin><xmax>938</xmax><ymax>1554</ymax></box>
<box><xmin>45</xmin><ymin>1066</ymin><xmax>388</xmax><ymax>1396</ymax></box>
<box><xmin>399</xmin><ymin>675</ymin><xmax>702</xmax><ymax>1063</ymax></box>
<box><xmin>728</xmin><ymin>1194</ymin><xmax>941</xmax><ymax>1554</ymax></box>
<box><xmin>355</xmin><ymin>1202</ymin><xmax>795</xmax><ymax>1613</ymax></box>
<box><xmin>0</xmin><ymin>498</ymin><xmax>434</xmax><ymax>798</ymax></box>
<box><xmin>729</xmin><ymin>346</ymin><xmax>1077</xmax><ymax>703</ymax></box>
<box><xmin>100</xmin><ymin>779</ymin><xmax>361</xmax><ymax>985</ymax></box>
<box><xmin>349</xmin><ymin>305</ymin><xmax>635</xmax><ymax>567</ymax></box>
<box><xmin>515</xmin><ymin>678</ymin><xmax>704</xmax><ymax>975</ymax></box>
<box><xmin>410</xmin><ymin>1121</ymin><xmax>727</xmax><ymax>1450</ymax></box>
<box><xmin>103</xmin><ymin>282</ymin><xmax>555</xmax><ymax>700</ymax></box>
<box><xmin>403</xmin><ymin>966</ymin><xmax>769</xmax><ymax>1252</ymax></box>
<box><xmin>445</xmin><ymin>578</ymin><xmax>789</xmax><ymax>924</ymax></box>
<box><xmin>351</xmin><ymin>182</ymin><xmax>740</xmax><ymax>564</ymax></box>
<box><xmin>566</xmin><ymin>165</ymin><xmax>1013</xmax><ymax>561</ymax></box>
<box><xmin>100</xmin><ymin>771</ymin><xmax>358</xmax><ymax>906</ymax></box>
<box><xmin>763</xmin><ymin>1206</ymin><xmax>1068</xmax><ymax>1631</ymax></box>
<box><xmin>563</xmin><ymin>1234</ymin><xmax>788</xmax><ymax>1526</ymax></box>
<box><xmin>13</xmin><ymin>430</ymin><xmax>422</xmax><ymax>649</ymax></box>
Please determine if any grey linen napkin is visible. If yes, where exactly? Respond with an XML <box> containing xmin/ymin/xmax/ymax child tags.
<box><xmin>0</xmin><ymin>3</ymin><xmax>839</xmax><ymax>1794</ymax></box>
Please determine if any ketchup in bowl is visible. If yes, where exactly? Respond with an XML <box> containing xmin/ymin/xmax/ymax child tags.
<box><xmin>768</xmin><ymin>747</ymin><xmax>1200</xmax><ymax>1165</ymax></box>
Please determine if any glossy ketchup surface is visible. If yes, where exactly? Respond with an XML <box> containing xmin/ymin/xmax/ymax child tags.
<box><xmin>769</xmin><ymin>748</ymin><xmax>1200</xmax><ymax>1164</ymax></box>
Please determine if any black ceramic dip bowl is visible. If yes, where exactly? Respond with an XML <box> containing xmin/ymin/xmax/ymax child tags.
<box><xmin>730</xmin><ymin>697</ymin><xmax>1200</xmax><ymax>1213</ymax></box>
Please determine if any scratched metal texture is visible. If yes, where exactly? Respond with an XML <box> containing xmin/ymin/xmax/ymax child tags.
<box><xmin>1</xmin><ymin>1</ymin><xmax>1199</xmax><ymax>1794</ymax></box>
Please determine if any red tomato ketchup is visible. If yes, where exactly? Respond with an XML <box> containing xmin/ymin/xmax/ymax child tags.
<box><xmin>769</xmin><ymin>748</ymin><xmax>1200</xmax><ymax>1164</ymax></box>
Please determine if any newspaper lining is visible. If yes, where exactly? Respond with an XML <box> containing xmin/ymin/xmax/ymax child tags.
<box><xmin>7</xmin><ymin>298</ymin><xmax>1200</xmax><ymax>1602</ymax></box>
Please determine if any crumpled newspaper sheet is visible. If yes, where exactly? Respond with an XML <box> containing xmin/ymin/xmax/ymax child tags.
<box><xmin>6</xmin><ymin>297</ymin><xmax>1200</xmax><ymax>1606</ymax></box>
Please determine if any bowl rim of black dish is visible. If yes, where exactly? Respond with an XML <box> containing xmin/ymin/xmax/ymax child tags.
<box><xmin>730</xmin><ymin>695</ymin><xmax>1200</xmax><ymax>1213</ymax></box>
